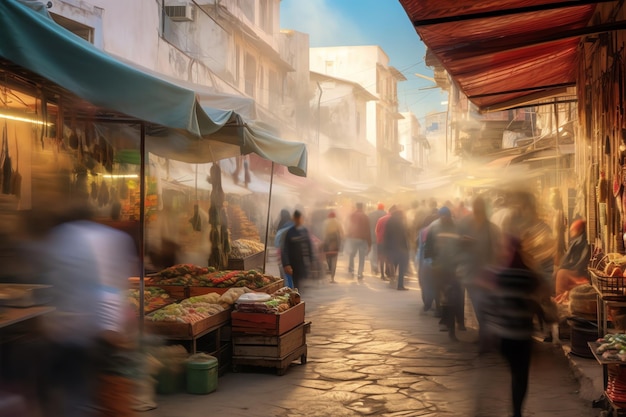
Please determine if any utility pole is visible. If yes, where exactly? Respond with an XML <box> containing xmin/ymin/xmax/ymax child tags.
<box><xmin>316</xmin><ymin>81</ymin><xmax>322</xmax><ymax>174</ymax></box>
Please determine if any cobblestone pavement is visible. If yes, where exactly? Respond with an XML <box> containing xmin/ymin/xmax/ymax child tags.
<box><xmin>148</xmin><ymin>254</ymin><xmax>596</xmax><ymax>417</ymax></box>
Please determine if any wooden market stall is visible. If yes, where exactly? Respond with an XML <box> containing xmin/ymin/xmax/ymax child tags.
<box><xmin>0</xmin><ymin>0</ymin><xmax>309</xmax><ymax>405</ymax></box>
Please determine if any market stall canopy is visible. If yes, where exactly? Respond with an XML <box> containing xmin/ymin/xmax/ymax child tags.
<box><xmin>398</xmin><ymin>0</ymin><xmax>611</xmax><ymax>112</ymax></box>
<box><xmin>0</xmin><ymin>0</ymin><xmax>307</xmax><ymax>177</ymax></box>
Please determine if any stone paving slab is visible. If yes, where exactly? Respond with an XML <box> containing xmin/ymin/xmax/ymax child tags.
<box><xmin>147</xmin><ymin>254</ymin><xmax>596</xmax><ymax>417</ymax></box>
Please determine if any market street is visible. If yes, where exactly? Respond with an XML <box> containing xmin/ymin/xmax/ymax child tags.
<box><xmin>148</xmin><ymin>254</ymin><xmax>594</xmax><ymax>417</ymax></box>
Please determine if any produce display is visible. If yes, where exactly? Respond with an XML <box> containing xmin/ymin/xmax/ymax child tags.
<box><xmin>148</xmin><ymin>288</ymin><xmax>252</xmax><ymax>324</ymax></box>
<box><xmin>596</xmin><ymin>334</ymin><xmax>626</xmax><ymax>360</ymax></box>
<box><xmin>230</xmin><ymin>239</ymin><xmax>265</xmax><ymax>259</ymax></box>
<box><xmin>128</xmin><ymin>287</ymin><xmax>174</xmax><ymax>313</ymax></box>
<box><xmin>227</xmin><ymin>204</ymin><xmax>260</xmax><ymax>241</ymax></box>
<box><xmin>235</xmin><ymin>287</ymin><xmax>300</xmax><ymax>314</ymax></box>
<box><xmin>149</xmin><ymin>264</ymin><xmax>280</xmax><ymax>289</ymax></box>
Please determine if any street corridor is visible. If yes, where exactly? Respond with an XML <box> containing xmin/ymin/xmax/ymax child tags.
<box><xmin>150</xmin><ymin>254</ymin><xmax>594</xmax><ymax>417</ymax></box>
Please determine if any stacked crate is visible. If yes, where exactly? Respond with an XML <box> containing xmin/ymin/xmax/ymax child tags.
<box><xmin>230</xmin><ymin>302</ymin><xmax>308</xmax><ymax>375</ymax></box>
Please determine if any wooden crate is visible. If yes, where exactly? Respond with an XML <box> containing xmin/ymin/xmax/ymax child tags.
<box><xmin>232</xmin><ymin>344</ymin><xmax>307</xmax><ymax>376</ymax></box>
<box><xmin>233</xmin><ymin>322</ymin><xmax>309</xmax><ymax>357</ymax></box>
<box><xmin>145</xmin><ymin>308</ymin><xmax>231</xmax><ymax>338</ymax></box>
<box><xmin>227</xmin><ymin>251</ymin><xmax>265</xmax><ymax>271</ymax></box>
<box><xmin>231</xmin><ymin>302</ymin><xmax>305</xmax><ymax>336</ymax></box>
<box><xmin>188</xmin><ymin>279</ymin><xmax>284</xmax><ymax>297</ymax></box>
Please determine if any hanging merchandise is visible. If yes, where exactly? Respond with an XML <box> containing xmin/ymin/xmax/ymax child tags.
<box><xmin>98</xmin><ymin>180</ymin><xmax>110</xmax><ymax>207</ymax></box>
<box><xmin>69</xmin><ymin>127</ymin><xmax>79</xmax><ymax>150</ymax></box>
<box><xmin>598</xmin><ymin>171</ymin><xmax>608</xmax><ymax>203</ymax></box>
<box><xmin>208</xmin><ymin>162</ymin><xmax>230</xmax><ymax>269</ymax></box>
<box><xmin>10</xmin><ymin>131</ymin><xmax>21</xmax><ymax>198</ymax></box>
<box><xmin>119</xmin><ymin>178</ymin><xmax>129</xmax><ymax>199</ymax></box>
<box><xmin>90</xmin><ymin>180</ymin><xmax>98</xmax><ymax>201</ymax></box>
<box><xmin>1</xmin><ymin>121</ymin><xmax>12</xmax><ymax>195</ymax></box>
<box><xmin>189</xmin><ymin>165</ymin><xmax>201</xmax><ymax>232</ymax></box>
<box><xmin>189</xmin><ymin>204</ymin><xmax>202</xmax><ymax>232</ymax></box>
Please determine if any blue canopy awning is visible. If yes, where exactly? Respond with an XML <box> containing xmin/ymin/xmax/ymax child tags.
<box><xmin>0</xmin><ymin>0</ymin><xmax>307</xmax><ymax>176</ymax></box>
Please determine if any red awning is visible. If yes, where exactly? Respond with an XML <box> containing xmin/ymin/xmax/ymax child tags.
<box><xmin>399</xmin><ymin>1</ymin><xmax>599</xmax><ymax>112</ymax></box>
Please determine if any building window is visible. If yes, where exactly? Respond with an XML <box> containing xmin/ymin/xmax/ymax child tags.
<box><xmin>244</xmin><ymin>53</ymin><xmax>256</xmax><ymax>97</ymax></box>
<box><xmin>239</xmin><ymin>0</ymin><xmax>255</xmax><ymax>23</ymax></box>
<box><xmin>325</xmin><ymin>60</ymin><xmax>334</xmax><ymax>74</ymax></box>
<box><xmin>258</xmin><ymin>66</ymin><xmax>265</xmax><ymax>104</ymax></box>
<box><xmin>269</xmin><ymin>69</ymin><xmax>282</xmax><ymax>109</ymax></box>
<box><xmin>51</xmin><ymin>14</ymin><xmax>94</xmax><ymax>43</ymax></box>
<box><xmin>235</xmin><ymin>45</ymin><xmax>241</xmax><ymax>85</ymax></box>
<box><xmin>356</xmin><ymin>112</ymin><xmax>361</xmax><ymax>137</ymax></box>
<box><xmin>259</xmin><ymin>0</ymin><xmax>273</xmax><ymax>33</ymax></box>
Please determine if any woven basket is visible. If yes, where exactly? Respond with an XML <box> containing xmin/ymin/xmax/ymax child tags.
<box><xmin>590</xmin><ymin>268</ymin><xmax>626</xmax><ymax>301</ymax></box>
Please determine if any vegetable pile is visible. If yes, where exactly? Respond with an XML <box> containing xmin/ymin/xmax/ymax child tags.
<box><xmin>230</xmin><ymin>239</ymin><xmax>265</xmax><ymax>258</ymax></box>
<box><xmin>128</xmin><ymin>287</ymin><xmax>173</xmax><ymax>313</ymax></box>
<box><xmin>149</xmin><ymin>264</ymin><xmax>280</xmax><ymax>289</ymax></box>
<box><xmin>235</xmin><ymin>287</ymin><xmax>300</xmax><ymax>314</ymax></box>
<box><xmin>596</xmin><ymin>333</ymin><xmax>626</xmax><ymax>361</ymax></box>
<box><xmin>148</xmin><ymin>288</ymin><xmax>252</xmax><ymax>324</ymax></box>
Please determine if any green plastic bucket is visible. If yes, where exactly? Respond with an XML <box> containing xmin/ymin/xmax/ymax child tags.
<box><xmin>186</xmin><ymin>355</ymin><xmax>218</xmax><ymax>395</ymax></box>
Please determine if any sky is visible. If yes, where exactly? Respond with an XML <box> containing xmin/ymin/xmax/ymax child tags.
<box><xmin>279</xmin><ymin>0</ymin><xmax>448</xmax><ymax>123</ymax></box>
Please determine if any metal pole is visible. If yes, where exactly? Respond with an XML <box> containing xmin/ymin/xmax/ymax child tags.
<box><xmin>554</xmin><ymin>98</ymin><xmax>560</xmax><ymax>185</ymax></box>
<box><xmin>139</xmin><ymin>122</ymin><xmax>146</xmax><ymax>334</ymax></box>
<box><xmin>262</xmin><ymin>162</ymin><xmax>275</xmax><ymax>274</ymax></box>
<box><xmin>317</xmin><ymin>82</ymin><xmax>323</xmax><ymax>174</ymax></box>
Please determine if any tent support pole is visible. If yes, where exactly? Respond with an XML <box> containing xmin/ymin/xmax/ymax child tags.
<box><xmin>139</xmin><ymin>122</ymin><xmax>146</xmax><ymax>334</ymax></box>
<box><xmin>262</xmin><ymin>162</ymin><xmax>275</xmax><ymax>274</ymax></box>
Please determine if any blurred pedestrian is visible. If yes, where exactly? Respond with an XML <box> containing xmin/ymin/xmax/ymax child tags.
<box><xmin>423</xmin><ymin>206</ymin><xmax>462</xmax><ymax>340</ymax></box>
<box><xmin>322</xmin><ymin>211</ymin><xmax>344</xmax><ymax>283</ymax></box>
<box><xmin>346</xmin><ymin>202</ymin><xmax>371</xmax><ymax>281</ymax></box>
<box><xmin>274</xmin><ymin>208</ymin><xmax>295</xmax><ymax>287</ymax></box>
<box><xmin>405</xmin><ymin>201</ymin><xmax>420</xmax><ymax>277</ymax></box>
<box><xmin>416</xmin><ymin>213</ymin><xmax>440</xmax><ymax>312</ymax></box>
<box><xmin>368</xmin><ymin>202</ymin><xmax>386</xmax><ymax>275</ymax></box>
<box><xmin>40</xmin><ymin>201</ymin><xmax>138</xmax><ymax>417</ymax></box>
<box><xmin>276</xmin><ymin>208</ymin><xmax>293</xmax><ymax>232</ymax></box>
<box><xmin>457</xmin><ymin>196</ymin><xmax>502</xmax><ymax>351</ymax></box>
<box><xmin>483</xmin><ymin>236</ymin><xmax>549</xmax><ymax>417</ymax></box>
<box><xmin>421</xmin><ymin>199</ymin><xmax>439</xmax><ymax>229</ymax></box>
<box><xmin>383</xmin><ymin>209</ymin><xmax>410</xmax><ymax>290</ymax></box>
<box><xmin>281</xmin><ymin>210</ymin><xmax>314</xmax><ymax>289</ymax></box>
<box><xmin>375</xmin><ymin>205</ymin><xmax>398</xmax><ymax>281</ymax></box>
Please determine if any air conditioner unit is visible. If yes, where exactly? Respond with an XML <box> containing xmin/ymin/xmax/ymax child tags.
<box><xmin>165</xmin><ymin>4</ymin><xmax>194</xmax><ymax>22</ymax></box>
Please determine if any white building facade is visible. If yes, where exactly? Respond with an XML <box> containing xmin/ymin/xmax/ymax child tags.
<box><xmin>309</xmin><ymin>71</ymin><xmax>377</xmax><ymax>185</ymax></box>
<box><xmin>46</xmin><ymin>0</ymin><xmax>301</xmax><ymax>136</ymax></box>
<box><xmin>309</xmin><ymin>46</ymin><xmax>407</xmax><ymax>187</ymax></box>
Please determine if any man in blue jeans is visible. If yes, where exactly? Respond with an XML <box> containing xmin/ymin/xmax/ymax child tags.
<box><xmin>346</xmin><ymin>202</ymin><xmax>371</xmax><ymax>281</ymax></box>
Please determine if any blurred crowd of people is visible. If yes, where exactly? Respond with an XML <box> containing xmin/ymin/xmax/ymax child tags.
<box><xmin>273</xmin><ymin>189</ymin><xmax>590</xmax><ymax>417</ymax></box>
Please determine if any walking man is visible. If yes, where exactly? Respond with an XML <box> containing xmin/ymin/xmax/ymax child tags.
<box><xmin>281</xmin><ymin>210</ymin><xmax>314</xmax><ymax>290</ymax></box>
<box><xmin>423</xmin><ymin>206</ymin><xmax>463</xmax><ymax>340</ymax></box>
<box><xmin>346</xmin><ymin>202</ymin><xmax>371</xmax><ymax>281</ymax></box>
<box><xmin>383</xmin><ymin>208</ymin><xmax>410</xmax><ymax>290</ymax></box>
